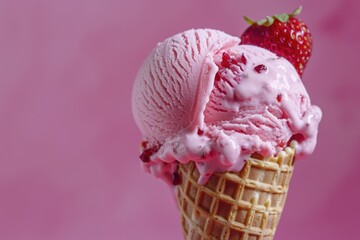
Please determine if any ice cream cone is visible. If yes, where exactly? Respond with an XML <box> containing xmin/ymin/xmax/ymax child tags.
<box><xmin>176</xmin><ymin>146</ymin><xmax>295</xmax><ymax>240</ymax></box>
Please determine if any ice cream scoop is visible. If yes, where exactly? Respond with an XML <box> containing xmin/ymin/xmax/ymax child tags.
<box><xmin>132</xmin><ymin>29</ymin><xmax>322</xmax><ymax>184</ymax></box>
<box><xmin>132</xmin><ymin>29</ymin><xmax>239</xmax><ymax>146</ymax></box>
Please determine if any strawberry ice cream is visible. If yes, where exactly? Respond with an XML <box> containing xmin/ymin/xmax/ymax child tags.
<box><xmin>132</xmin><ymin>28</ymin><xmax>322</xmax><ymax>184</ymax></box>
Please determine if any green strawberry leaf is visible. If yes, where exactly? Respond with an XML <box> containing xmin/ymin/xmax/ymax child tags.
<box><xmin>291</xmin><ymin>6</ymin><xmax>302</xmax><ymax>16</ymax></box>
<box><xmin>243</xmin><ymin>16</ymin><xmax>255</xmax><ymax>25</ymax></box>
<box><xmin>274</xmin><ymin>14</ymin><xmax>289</xmax><ymax>23</ymax></box>
<box><xmin>243</xmin><ymin>6</ymin><xmax>302</xmax><ymax>26</ymax></box>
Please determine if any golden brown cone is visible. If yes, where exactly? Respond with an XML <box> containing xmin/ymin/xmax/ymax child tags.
<box><xmin>176</xmin><ymin>146</ymin><xmax>295</xmax><ymax>240</ymax></box>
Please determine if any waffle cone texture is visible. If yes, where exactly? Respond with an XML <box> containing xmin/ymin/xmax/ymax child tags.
<box><xmin>176</xmin><ymin>146</ymin><xmax>295</xmax><ymax>240</ymax></box>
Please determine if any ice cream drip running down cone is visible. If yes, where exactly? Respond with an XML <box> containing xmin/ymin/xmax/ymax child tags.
<box><xmin>177</xmin><ymin>144</ymin><xmax>295</xmax><ymax>239</ymax></box>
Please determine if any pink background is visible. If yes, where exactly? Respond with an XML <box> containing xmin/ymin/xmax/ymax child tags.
<box><xmin>0</xmin><ymin>0</ymin><xmax>359</xmax><ymax>239</ymax></box>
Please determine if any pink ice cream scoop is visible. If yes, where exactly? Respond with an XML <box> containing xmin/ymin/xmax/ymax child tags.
<box><xmin>132</xmin><ymin>29</ymin><xmax>322</xmax><ymax>184</ymax></box>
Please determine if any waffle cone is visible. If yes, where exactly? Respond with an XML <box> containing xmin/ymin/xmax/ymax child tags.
<box><xmin>175</xmin><ymin>146</ymin><xmax>295</xmax><ymax>240</ymax></box>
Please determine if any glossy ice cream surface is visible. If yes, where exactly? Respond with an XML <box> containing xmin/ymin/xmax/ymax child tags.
<box><xmin>132</xmin><ymin>29</ymin><xmax>322</xmax><ymax>184</ymax></box>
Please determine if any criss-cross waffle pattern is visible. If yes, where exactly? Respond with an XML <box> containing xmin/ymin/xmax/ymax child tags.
<box><xmin>176</xmin><ymin>147</ymin><xmax>295</xmax><ymax>240</ymax></box>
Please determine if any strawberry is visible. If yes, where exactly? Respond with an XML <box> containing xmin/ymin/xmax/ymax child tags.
<box><xmin>139</xmin><ymin>141</ymin><xmax>159</xmax><ymax>163</ymax></box>
<box><xmin>240</xmin><ymin>6</ymin><xmax>312</xmax><ymax>77</ymax></box>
